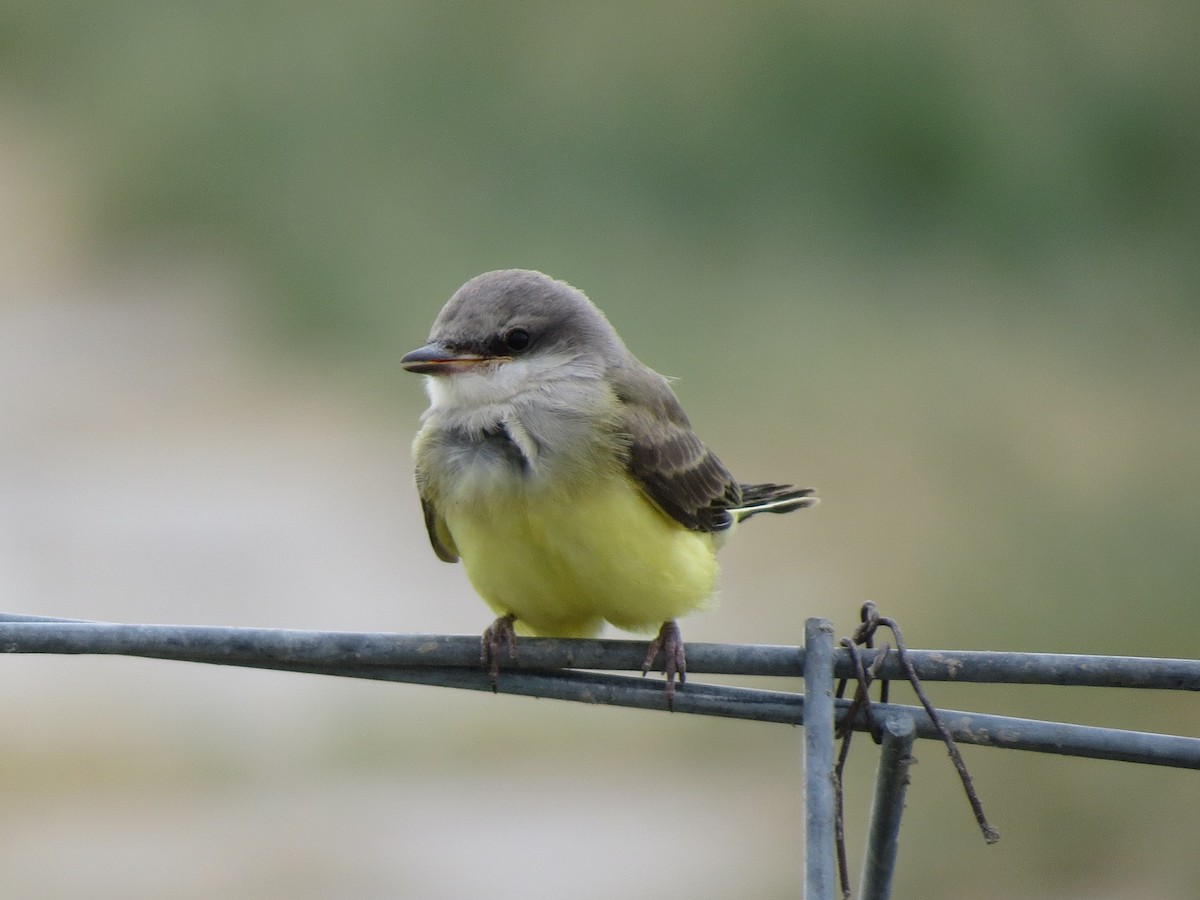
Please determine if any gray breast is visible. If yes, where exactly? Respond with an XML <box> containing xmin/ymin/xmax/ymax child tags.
<box><xmin>433</xmin><ymin>423</ymin><xmax>530</xmax><ymax>481</ymax></box>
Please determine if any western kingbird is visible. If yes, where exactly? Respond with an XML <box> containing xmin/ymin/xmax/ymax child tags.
<box><xmin>402</xmin><ymin>269</ymin><xmax>815</xmax><ymax>703</ymax></box>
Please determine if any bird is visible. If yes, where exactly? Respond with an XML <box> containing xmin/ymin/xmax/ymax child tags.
<box><xmin>401</xmin><ymin>269</ymin><xmax>815</xmax><ymax>705</ymax></box>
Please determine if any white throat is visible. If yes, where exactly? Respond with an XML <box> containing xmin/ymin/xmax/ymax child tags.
<box><xmin>424</xmin><ymin>353</ymin><xmax>600</xmax><ymax>414</ymax></box>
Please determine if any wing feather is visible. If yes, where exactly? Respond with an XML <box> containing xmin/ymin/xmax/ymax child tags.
<box><xmin>612</xmin><ymin>365</ymin><xmax>742</xmax><ymax>533</ymax></box>
<box><xmin>416</xmin><ymin>469</ymin><xmax>460</xmax><ymax>563</ymax></box>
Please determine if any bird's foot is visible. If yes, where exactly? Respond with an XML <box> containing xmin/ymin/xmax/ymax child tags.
<box><xmin>642</xmin><ymin>620</ymin><xmax>687</xmax><ymax>710</ymax></box>
<box><xmin>481</xmin><ymin>614</ymin><xmax>519</xmax><ymax>691</ymax></box>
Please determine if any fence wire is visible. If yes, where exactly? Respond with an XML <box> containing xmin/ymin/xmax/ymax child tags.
<box><xmin>2</xmin><ymin>610</ymin><xmax>1197</xmax><ymax>900</ymax></box>
<box><xmin>0</xmin><ymin>612</ymin><xmax>1196</xmax><ymax>769</ymax></box>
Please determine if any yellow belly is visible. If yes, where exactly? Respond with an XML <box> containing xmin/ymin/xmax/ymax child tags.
<box><xmin>443</xmin><ymin>468</ymin><xmax>719</xmax><ymax>637</ymax></box>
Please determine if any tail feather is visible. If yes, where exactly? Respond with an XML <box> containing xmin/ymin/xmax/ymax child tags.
<box><xmin>733</xmin><ymin>483</ymin><xmax>817</xmax><ymax>522</ymax></box>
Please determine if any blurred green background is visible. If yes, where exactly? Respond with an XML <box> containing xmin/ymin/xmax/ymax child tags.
<box><xmin>0</xmin><ymin>2</ymin><xmax>1197</xmax><ymax>898</ymax></box>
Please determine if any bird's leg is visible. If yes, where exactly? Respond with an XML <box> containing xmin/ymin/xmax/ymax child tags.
<box><xmin>481</xmin><ymin>614</ymin><xmax>519</xmax><ymax>691</ymax></box>
<box><xmin>642</xmin><ymin>619</ymin><xmax>687</xmax><ymax>709</ymax></box>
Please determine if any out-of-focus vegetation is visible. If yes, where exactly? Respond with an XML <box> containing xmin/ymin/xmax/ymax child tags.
<box><xmin>0</xmin><ymin>3</ymin><xmax>1197</xmax><ymax>898</ymax></box>
<box><xmin>4</xmin><ymin>4</ymin><xmax>1196</xmax><ymax>337</ymax></box>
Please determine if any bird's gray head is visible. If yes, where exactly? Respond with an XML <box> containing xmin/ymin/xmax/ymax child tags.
<box><xmin>400</xmin><ymin>270</ymin><xmax>633</xmax><ymax>417</ymax></box>
<box><xmin>402</xmin><ymin>269</ymin><xmax>625</xmax><ymax>375</ymax></box>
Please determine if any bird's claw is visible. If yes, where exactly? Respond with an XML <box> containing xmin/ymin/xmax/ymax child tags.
<box><xmin>481</xmin><ymin>614</ymin><xmax>519</xmax><ymax>690</ymax></box>
<box><xmin>642</xmin><ymin>620</ymin><xmax>686</xmax><ymax>710</ymax></box>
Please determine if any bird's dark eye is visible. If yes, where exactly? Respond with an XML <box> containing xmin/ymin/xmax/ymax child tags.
<box><xmin>502</xmin><ymin>328</ymin><xmax>530</xmax><ymax>352</ymax></box>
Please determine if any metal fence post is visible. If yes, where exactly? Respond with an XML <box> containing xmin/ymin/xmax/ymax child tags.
<box><xmin>804</xmin><ymin>617</ymin><xmax>837</xmax><ymax>899</ymax></box>
<box><xmin>860</xmin><ymin>714</ymin><xmax>918</xmax><ymax>900</ymax></box>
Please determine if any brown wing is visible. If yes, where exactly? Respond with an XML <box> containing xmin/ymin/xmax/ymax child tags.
<box><xmin>416</xmin><ymin>463</ymin><xmax>460</xmax><ymax>563</ymax></box>
<box><xmin>612</xmin><ymin>364</ymin><xmax>742</xmax><ymax>533</ymax></box>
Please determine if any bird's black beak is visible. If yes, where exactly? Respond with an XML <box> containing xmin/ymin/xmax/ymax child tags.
<box><xmin>401</xmin><ymin>342</ymin><xmax>491</xmax><ymax>375</ymax></box>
